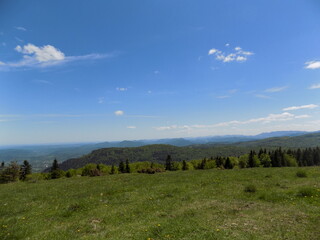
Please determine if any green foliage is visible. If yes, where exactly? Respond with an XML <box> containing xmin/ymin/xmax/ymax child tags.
<box><xmin>182</xmin><ymin>160</ymin><xmax>188</xmax><ymax>170</ymax></box>
<box><xmin>0</xmin><ymin>162</ymin><xmax>20</xmax><ymax>183</ymax></box>
<box><xmin>260</xmin><ymin>153</ymin><xmax>272</xmax><ymax>167</ymax></box>
<box><xmin>20</xmin><ymin>160</ymin><xmax>32</xmax><ymax>181</ymax></box>
<box><xmin>125</xmin><ymin>159</ymin><xmax>131</xmax><ymax>173</ymax></box>
<box><xmin>118</xmin><ymin>161</ymin><xmax>125</xmax><ymax>173</ymax></box>
<box><xmin>297</xmin><ymin>187</ymin><xmax>316</xmax><ymax>197</ymax></box>
<box><xmin>296</xmin><ymin>170</ymin><xmax>307</xmax><ymax>178</ymax></box>
<box><xmin>238</xmin><ymin>154</ymin><xmax>248</xmax><ymax>168</ymax></box>
<box><xmin>1</xmin><ymin>167</ymin><xmax>319</xmax><ymax>239</ymax></box>
<box><xmin>244</xmin><ymin>184</ymin><xmax>257</xmax><ymax>193</ymax></box>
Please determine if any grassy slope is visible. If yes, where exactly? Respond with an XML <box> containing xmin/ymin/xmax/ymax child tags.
<box><xmin>1</xmin><ymin>167</ymin><xmax>320</xmax><ymax>240</ymax></box>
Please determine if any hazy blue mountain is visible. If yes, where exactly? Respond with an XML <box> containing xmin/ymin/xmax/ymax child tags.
<box><xmin>0</xmin><ymin>130</ymin><xmax>317</xmax><ymax>172</ymax></box>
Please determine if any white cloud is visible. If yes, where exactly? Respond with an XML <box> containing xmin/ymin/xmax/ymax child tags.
<box><xmin>127</xmin><ymin>126</ymin><xmax>136</xmax><ymax>129</ymax></box>
<box><xmin>265</xmin><ymin>86</ymin><xmax>288</xmax><ymax>93</ymax></box>
<box><xmin>155</xmin><ymin>112</ymin><xmax>310</xmax><ymax>131</ymax></box>
<box><xmin>225</xmin><ymin>43</ymin><xmax>230</xmax><ymax>47</ymax></box>
<box><xmin>208</xmin><ymin>48</ymin><xmax>220</xmax><ymax>55</ymax></box>
<box><xmin>283</xmin><ymin>104</ymin><xmax>318</xmax><ymax>111</ymax></box>
<box><xmin>0</xmin><ymin>43</ymin><xmax>112</xmax><ymax>70</ymax></box>
<box><xmin>15</xmin><ymin>26</ymin><xmax>27</xmax><ymax>31</ymax></box>
<box><xmin>114</xmin><ymin>110</ymin><xmax>124</xmax><ymax>116</ymax></box>
<box><xmin>116</xmin><ymin>87</ymin><xmax>127</xmax><ymax>91</ymax></box>
<box><xmin>15</xmin><ymin>44</ymin><xmax>65</xmax><ymax>62</ymax></box>
<box><xmin>309</xmin><ymin>83</ymin><xmax>320</xmax><ymax>89</ymax></box>
<box><xmin>305</xmin><ymin>61</ymin><xmax>320</xmax><ymax>69</ymax></box>
<box><xmin>208</xmin><ymin>46</ymin><xmax>253</xmax><ymax>63</ymax></box>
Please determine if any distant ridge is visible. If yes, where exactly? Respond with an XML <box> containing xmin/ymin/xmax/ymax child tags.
<box><xmin>56</xmin><ymin>131</ymin><xmax>320</xmax><ymax>171</ymax></box>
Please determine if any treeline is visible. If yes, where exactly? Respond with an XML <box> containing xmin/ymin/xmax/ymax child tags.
<box><xmin>1</xmin><ymin>147</ymin><xmax>320</xmax><ymax>183</ymax></box>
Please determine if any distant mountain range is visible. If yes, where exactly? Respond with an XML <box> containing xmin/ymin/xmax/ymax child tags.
<box><xmin>0</xmin><ymin>130</ymin><xmax>315</xmax><ymax>171</ymax></box>
<box><xmin>56</xmin><ymin>131</ymin><xmax>320</xmax><ymax>171</ymax></box>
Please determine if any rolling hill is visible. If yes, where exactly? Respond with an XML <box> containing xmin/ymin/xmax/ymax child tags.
<box><xmin>56</xmin><ymin>132</ymin><xmax>320</xmax><ymax>171</ymax></box>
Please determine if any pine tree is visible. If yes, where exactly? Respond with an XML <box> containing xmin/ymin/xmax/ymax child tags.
<box><xmin>165</xmin><ymin>155</ymin><xmax>172</xmax><ymax>171</ymax></box>
<box><xmin>110</xmin><ymin>164</ymin><xmax>115</xmax><ymax>174</ymax></box>
<box><xmin>20</xmin><ymin>160</ymin><xmax>32</xmax><ymax>180</ymax></box>
<box><xmin>118</xmin><ymin>161</ymin><xmax>125</xmax><ymax>173</ymax></box>
<box><xmin>50</xmin><ymin>159</ymin><xmax>63</xmax><ymax>179</ymax></box>
<box><xmin>248</xmin><ymin>151</ymin><xmax>255</xmax><ymax>168</ymax></box>
<box><xmin>125</xmin><ymin>159</ymin><xmax>131</xmax><ymax>173</ymax></box>
<box><xmin>0</xmin><ymin>162</ymin><xmax>4</xmax><ymax>168</ymax></box>
<box><xmin>182</xmin><ymin>160</ymin><xmax>188</xmax><ymax>170</ymax></box>
<box><xmin>224</xmin><ymin>157</ymin><xmax>233</xmax><ymax>169</ymax></box>
<box><xmin>51</xmin><ymin>159</ymin><xmax>59</xmax><ymax>171</ymax></box>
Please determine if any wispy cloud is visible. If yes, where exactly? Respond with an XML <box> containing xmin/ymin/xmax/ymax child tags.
<box><xmin>98</xmin><ymin>97</ymin><xmax>105</xmax><ymax>104</ymax></box>
<box><xmin>127</xmin><ymin>126</ymin><xmax>136</xmax><ymax>129</ymax></box>
<box><xmin>305</xmin><ymin>61</ymin><xmax>320</xmax><ymax>69</ymax></box>
<box><xmin>155</xmin><ymin>112</ymin><xmax>310</xmax><ymax>131</ymax></box>
<box><xmin>309</xmin><ymin>83</ymin><xmax>320</xmax><ymax>90</ymax></box>
<box><xmin>254</xmin><ymin>94</ymin><xmax>272</xmax><ymax>99</ymax></box>
<box><xmin>116</xmin><ymin>87</ymin><xmax>127</xmax><ymax>91</ymax></box>
<box><xmin>0</xmin><ymin>43</ymin><xmax>114</xmax><ymax>70</ymax></box>
<box><xmin>114</xmin><ymin>110</ymin><xmax>124</xmax><ymax>116</ymax></box>
<box><xmin>283</xmin><ymin>104</ymin><xmax>318</xmax><ymax>111</ymax></box>
<box><xmin>208</xmin><ymin>46</ymin><xmax>254</xmax><ymax>63</ymax></box>
<box><xmin>265</xmin><ymin>86</ymin><xmax>288</xmax><ymax>93</ymax></box>
<box><xmin>216</xmin><ymin>95</ymin><xmax>230</xmax><ymax>99</ymax></box>
<box><xmin>33</xmin><ymin>79</ymin><xmax>53</xmax><ymax>85</ymax></box>
<box><xmin>15</xmin><ymin>26</ymin><xmax>27</xmax><ymax>31</ymax></box>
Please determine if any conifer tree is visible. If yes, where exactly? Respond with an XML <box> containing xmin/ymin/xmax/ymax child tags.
<box><xmin>50</xmin><ymin>159</ymin><xmax>63</xmax><ymax>179</ymax></box>
<box><xmin>125</xmin><ymin>159</ymin><xmax>131</xmax><ymax>173</ymax></box>
<box><xmin>20</xmin><ymin>160</ymin><xmax>32</xmax><ymax>180</ymax></box>
<box><xmin>110</xmin><ymin>164</ymin><xmax>115</xmax><ymax>174</ymax></box>
<box><xmin>118</xmin><ymin>161</ymin><xmax>125</xmax><ymax>173</ymax></box>
<box><xmin>182</xmin><ymin>160</ymin><xmax>188</xmax><ymax>170</ymax></box>
<box><xmin>165</xmin><ymin>155</ymin><xmax>172</xmax><ymax>171</ymax></box>
<box><xmin>224</xmin><ymin>157</ymin><xmax>233</xmax><ymax>169</ymax></box>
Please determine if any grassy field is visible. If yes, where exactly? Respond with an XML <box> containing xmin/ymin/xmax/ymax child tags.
<box><xmin>1</xmin><ymin>167</ymin><xmax>320</xmax><ymax>240</ymax></box>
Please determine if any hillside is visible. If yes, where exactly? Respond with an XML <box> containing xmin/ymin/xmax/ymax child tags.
<box><xmin>1</xmin><ymin>167</ymin><xmax>319</xmax><ymax>239</ymax></box>
<box><xmin>57</xmin><ymin>144</ymin><xmax>250</xmax><ymax>171</ymax></box>
<box><xmin>58</xmin><ymin>132</ymin><xmax>320</xmax><ymax>171</ymax></box>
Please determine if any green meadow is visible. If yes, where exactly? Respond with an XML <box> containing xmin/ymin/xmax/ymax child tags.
<box><xmin>1</xmin><ymin>167</ymin><xmax>320</xmax><ymax>240</ymax></box>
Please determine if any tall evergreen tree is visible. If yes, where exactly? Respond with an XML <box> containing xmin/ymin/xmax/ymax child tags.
<box><xmin>182</xmin><ymin>160</ymin><xmax>188</xmax><ymax>170</ymax></box>
<box><xmin>125</xmin><ymin>159</ymin><xmax>131</xmax><ymax>173</ymax></box>
<box><xmin>20</xmin><ymin>160</ymin><xmax>32</xmax><ymax>180</ymax></box>
<box><xmin>224</xmin><ymin>157</ymin><xmax>233</xmax><ymax>169</ymax></box>
<box><xmin>118</xmin><ymin>161</ymin><xmax>125</xmax><ymax>173</ymax></box>
<box><xmin>165</xmin><ymin>155</ymin><xmax>172</xmax><ymax>171</ymax></box>
<box><xmin>110</xmin><ymin>164</ymin><xmax>115</xmax><ymax>174</ymax></box>
<box><xmin>50</xmin><ymin>159</ymin><xmax>63</xmax><ymax>179</ymax></box>
<box><xmin>51</xmin><ymin>159</ymin><xmax>59</xmax><ymax>171</ymax></box>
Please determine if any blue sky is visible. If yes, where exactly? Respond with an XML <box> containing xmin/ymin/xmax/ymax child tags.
<box><xmin>1</xmin><ymin>0</ymin><xmax>320</xmax><ymax>145</ymax></box>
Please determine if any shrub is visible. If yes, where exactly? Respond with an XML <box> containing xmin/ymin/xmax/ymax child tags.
<box><xmin>297</xmin><ymin>187</ymin><xmax>315</xmax><ymax>197</ymax></box>
<box><xmin>0</xmin><ymin>162</ymin><xmax>20</xmax><ymax>184</ymax></box>
<box><xmin>296</xmin><ymin>170</ymin><xmax>307</xmax><ymax>178</ymax></box>
<box><xmin>244</xmin><ymin>184</ymin><xmax>257</xmax><ymax>193</ymax></box>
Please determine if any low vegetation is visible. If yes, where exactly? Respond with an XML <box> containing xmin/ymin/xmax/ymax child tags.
<box><xmin>0</xmin><ymin>167</ymin><xmax>319</xmax><ymax>239</ymax></box>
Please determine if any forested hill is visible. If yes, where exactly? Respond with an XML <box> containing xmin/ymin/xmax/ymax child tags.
<box><xmin>56</xmin><ymin>132</ymin><xmax>320</xmax><ymax>171</ymax></box>
<box><xmin>57</xmin><ymin>144</ymin><xmax>250</xmax><ymax>171</ymax></box>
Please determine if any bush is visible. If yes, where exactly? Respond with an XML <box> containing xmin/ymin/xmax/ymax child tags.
<box><xmin>244</xmin><ymin>184</ymin><xmax>257</xmax><ymax>193</ymax></box>
<box><xmin>0</xmin><ymin>162</ymin><xmax>20</xmax><ymax>184</ymax></box>
<box><xmin>297</xmin><ymin>187</ymin><xmax>316</xmax><ymax>197</ymax></box>
<box><xmin>137</xmin><ymin>168</ymin><xmax>165</xmax><ymax>174</ymax></box>
<box><xmin>296</xmin><ymin>170</ymin><xmax>307</xmax><ymax>178</ymax></box>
